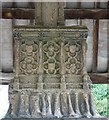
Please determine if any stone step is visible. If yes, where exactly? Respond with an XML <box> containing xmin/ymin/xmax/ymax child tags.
<box><xmin>2</xmin><ymin>117</ymin><xmax>109</xmax><ymax>120</ymax></box>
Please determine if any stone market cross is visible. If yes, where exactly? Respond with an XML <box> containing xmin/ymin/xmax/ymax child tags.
<box><xmin>2</xmin><ymin>2</ymin><xmax>106</xmax><ymax>120</ymax></box>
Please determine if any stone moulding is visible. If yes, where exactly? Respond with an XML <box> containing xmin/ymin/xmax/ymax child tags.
<box><xmin>3</xmin><ymin>26</ymin><xmax>102</xmax><ymax>119</ymax></box>
<box><xmin>3</xmin><ymin>118</ymin><xmax>109</xmax><ymax>120</ymax></box>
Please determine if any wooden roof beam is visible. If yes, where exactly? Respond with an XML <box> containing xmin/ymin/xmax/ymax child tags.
<box><xmin>64</xmin><ymin>9</ymin><xmax>109</xmax><ymax>19</ymax></box>
<box><xmin>2</xmin><ymin>8</ymin><xmax>109</xmax><ymax>19</ymax></box>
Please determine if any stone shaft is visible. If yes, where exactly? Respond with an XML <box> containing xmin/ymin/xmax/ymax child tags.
<box><xmin>35</xmin><ymin>2</ymin><xmax>64</xmax><ymax>27</ymax></box>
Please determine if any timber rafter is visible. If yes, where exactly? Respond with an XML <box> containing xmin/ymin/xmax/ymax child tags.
<box><xmin>2</xmin><ymin>8</ymin><xmax>109</xmax><ymax>19</ymax></box>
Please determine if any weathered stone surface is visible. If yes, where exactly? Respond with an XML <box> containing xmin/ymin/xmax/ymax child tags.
<box><xmin>2</xmin><ymin>2</ymin><xmax>101</xmax><ymax>120</ymax></box>
<box><xmin>35</xmin><ymin>2</ymin><xmax>64</xmax><ymax>27</ymax></box>
<box><xmin>2</xmin><ymin>26</ymin><xmax>101</xmax><ymax>119</ymax></box>
<box><xmin>2</xmin><ymin>118</ymin><xmax>109</xmax><ymax>120</ymax></box>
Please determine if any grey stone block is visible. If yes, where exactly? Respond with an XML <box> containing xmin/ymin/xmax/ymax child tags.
<box><xmin>2</xmin><ymin>118</ymin><xmax>109</xmax><ymax>120</ymax></box>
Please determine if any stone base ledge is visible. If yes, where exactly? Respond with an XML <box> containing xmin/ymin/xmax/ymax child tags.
<box><xmin>2</xmin><ymin>118</ymin><xmax>109</xmax><ymax>120</ymax></box>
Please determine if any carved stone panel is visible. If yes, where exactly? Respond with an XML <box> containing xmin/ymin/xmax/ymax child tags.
<box><xmin>43</xmin><ymin>40</ymin><xmax>60</xmax><ymax>75</ymax></box>
<box><xmin>64</xmin><ymin>41</ymin><xmax>83</xmax><ymax>75</ymax></box>
<box><xmin>19</xmin><ymin>38</ymin><xmax>39</xmax><ymax>75</ymax></box>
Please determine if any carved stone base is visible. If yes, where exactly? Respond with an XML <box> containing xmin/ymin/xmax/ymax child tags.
<box><xmin>4</xmin><ymin>27</ymin><xmax>101</xmax><ymax>119</ymax></box>
<box><xmin>6</xmin><ymin>89</ymin><xmax>101</xmax><ymax>118</ymax></box>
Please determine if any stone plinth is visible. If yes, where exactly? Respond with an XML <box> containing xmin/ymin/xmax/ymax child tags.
<box><xmin>2</xmin><ymin>2</ymin><xmax>104</xmax><ymax>120</ymax></box>
<box><xmin>3</xmin><ymin>26</ymin><xmax>101</xmax><ymax>119</ymax></box>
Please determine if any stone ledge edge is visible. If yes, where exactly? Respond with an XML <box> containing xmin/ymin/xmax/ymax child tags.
<box><xmin>2</xmin><ymin>118</ymin><xmax>109</xmax><ymax>120</ymax></box>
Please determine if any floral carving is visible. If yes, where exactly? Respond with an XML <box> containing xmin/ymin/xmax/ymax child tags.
<box><xmin>65</xmin><ymin>42</ymin><xmax>83</xmax><ymax>74</ymax></box>
<box><xmin>20</xmin><ymin>40</ymin><xmax>39</xmax><ymax>75</ymax></box>
<box><xmin>43</xmin><ymin>41</ymin><xmax>60</xmax><ymax>74</ymax></box>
